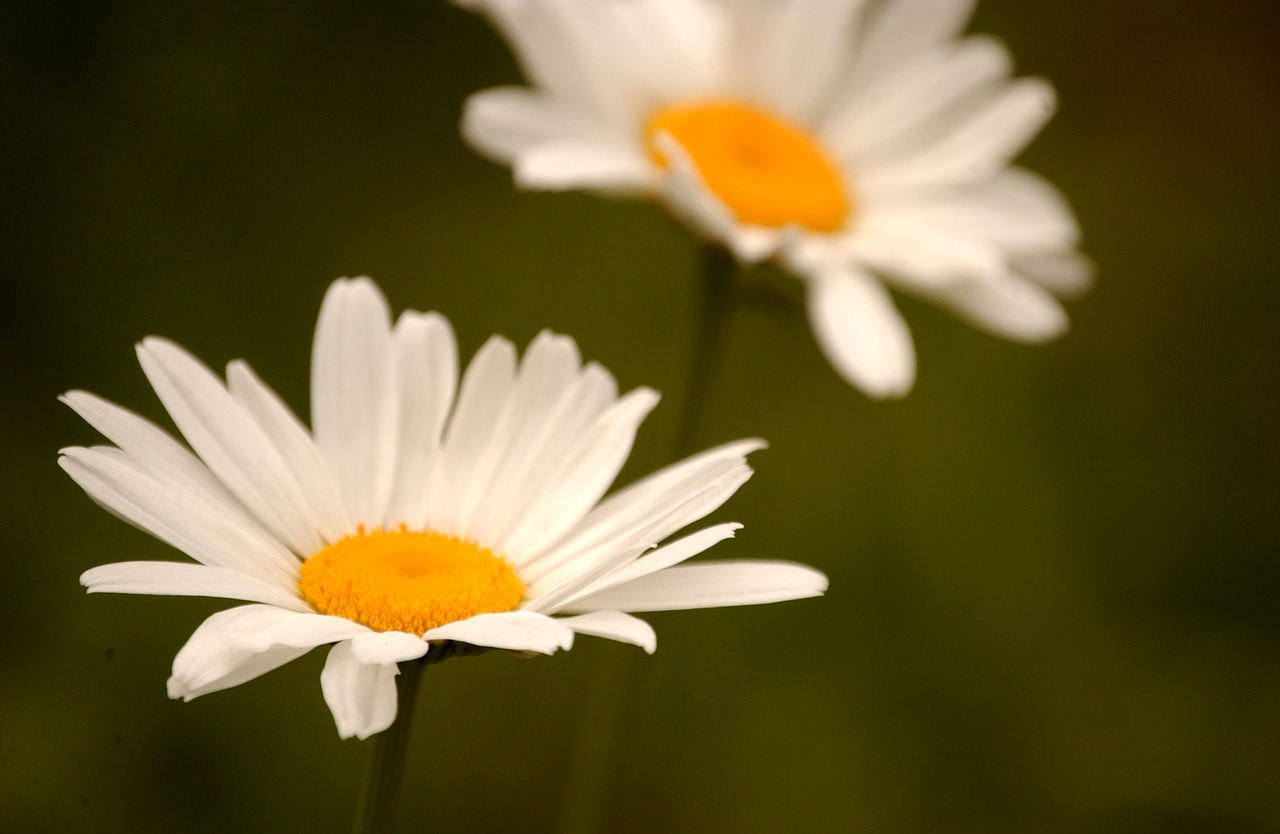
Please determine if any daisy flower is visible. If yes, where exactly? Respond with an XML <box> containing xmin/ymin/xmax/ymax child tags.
<box><xmin>64</xmin><ymin>277</ymin><xmax>827</xmax><ymax>740</ymax></box>
<box><xmin>459</xmin><ymin>0</ymin><xmax>1091</xmax><ymax>397</ymax></box>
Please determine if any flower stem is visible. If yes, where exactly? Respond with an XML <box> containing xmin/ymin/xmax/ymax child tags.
<box><xmin>353</xmin><ymin>658</ymin><xmax>425</xmax><ymax>834</ymax></box>
<box><xmin>672</xmin><ymin>243</ymin><xmax>739</xmax><ymax>457</ymax></box>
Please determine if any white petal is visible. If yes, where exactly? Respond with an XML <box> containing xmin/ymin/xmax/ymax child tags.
<box><xmin>823</xmin><ymin>36</ymin><xmax>1012</xmax><ymax>162</ymax></box>
<box><xmin>453</xmin><ymin>330</ymin><xmax>582</xmax><ymax>540</ymax></box>
<box><xmin>169</xmin><ymin>643</ymin><xmax>311</xmax><ymax>702</ymax></box>
<box><xmin>166</xmin><ymin>604</ymin><xmax>356</xmax><ymax>701</ymax></box>
<box><xmin>727</xmin><ymin>0</ymin><xmax>867</xmax><ymax>121</ymax></box>
<box><xmin>474</xmin><ymin>361</ymin><xmax>619</xmax><ymax>552</ymax></box>
<box><xmin>565</xmin><ymin>523</ymin><xmax>743</xmax><ymax>604</ymax></box>
<box><xmin>136</xmin><ymin>338</ymin><xmax>325</xmax><ymax>555</ymax></box>
<box><xmin>60</xmin><ymin>391</ymin><xmax>270</xmax><ymax>536</ymax></box>
<box><xmin>311</xmin><ymin>277</ymin><xmax>398</xmax><ymax>527</ymax></box>
<box><xmin>226</xmin><ymin>360</ymin><xmax>348</xmax><ymax>543</ymax></box>
<box><xmin>559</xmin><ymin>611</ymin><xmax>656</xmax><ymax>654</ymax></box>
<box><xmin>568</xmin><ymin>561</ymin><xmax>829</xmax><ymax>612</ymax></box>
<box><xmin>805</xmin><ymin>270</ymin><xmax>916</xmax><ymax>398</ymax></box>
<box><xmin>421</xmin><ymin>611</ymin><xmax>574</xmax><ymax>655</ymax></box>
<box><xmin>429</xmin><ymin>335</ymin><xmax>517</xmax><ymax>534</ymax></box>
<box><xmin>463</xmin><ymin>86</ymin><xmax>617</xmax><ymax>163</ymax></box>
<box><xmin>1013</xmin><ymin>251</ymin><xmax>1095</xmax><ymax>298</ymax></box>
<box><xmin>348</xmin><ymin>631</ymin><xmax>429</xmax><ymax>665</ymax></box>
<box><xmin>862</xmin><ymin>79</ymin><xmax>1057</xmax><ymax>192</ymax></box>
<box><xmin>384</xmin><ymin>311</ymin><xmax>458</xmax><ymax>529</ymax></box>
<box><xmin>188</xmin><ymin>604</ymin><xmax>367</xmax><ymax>654</ymax></box>
<box><xmin>321</xmin><ymin>641</ymin><xmax>402</xmax><ymax>740</ymax></box>
<box><xmin>841</xmin><ymin>0</ymin><xmax>976</xmax><ymax>98</ymax></box>
<box><xmin>514</xmin><ymin>139</ymin><xmax>655</xmax><ymax>192</ymax></box>
<box><xmin>926</xmin><ymin>278</ymin><xmax>1069</xmax><ymax>343</ymax></box>
<box><xmin>81</xmin><ymin>561</ymin><xmax>310</xmax><ymax>612</ymax></box>
<box><xmin>59</xmin><ymin>447</ymin><xmax>299</xmax><ymax>585</ymax></box>
<box><xmin>500</xmin><ymin>387</ymin><xmax>660</xmax><ymax>559</ymax></box>
<box><xmin>522</xmin><ymin>440</ymin><xmax>761</xmax><ymax>584</ymax></box>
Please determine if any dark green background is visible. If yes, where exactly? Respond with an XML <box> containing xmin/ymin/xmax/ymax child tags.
<box><xmin>3</xmin><ymin>1</ymin><xmax>1278</xmax><ymax>831</ymax></box>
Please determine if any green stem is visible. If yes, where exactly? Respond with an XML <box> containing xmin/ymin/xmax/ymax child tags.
<box><xmin>672</xmin><ymin>244</ymin><xmax>740</xmax><ymax>457</ymax></box>
<box><xmin>353</xmin><ymin>658</ymin><xmax>425</xmax><ymax>834</ymax></box>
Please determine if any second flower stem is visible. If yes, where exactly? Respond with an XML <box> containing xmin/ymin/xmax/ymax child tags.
<box><xmin>672</xmin><ymin>243</ymin><xmax>739</xmax><ymax>457</ymax></box>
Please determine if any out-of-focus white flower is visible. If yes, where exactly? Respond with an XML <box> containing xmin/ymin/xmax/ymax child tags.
<box><xmin>461</xmin><ymin>0</ymin><xmax>1091</xmax><ymax>397</ymax></box>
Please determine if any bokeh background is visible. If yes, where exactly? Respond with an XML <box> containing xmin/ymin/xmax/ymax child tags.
<box><xmin>3</xmin><ymin>1</ymin><xmax>1279</xmax><ymax>832</ymax></box>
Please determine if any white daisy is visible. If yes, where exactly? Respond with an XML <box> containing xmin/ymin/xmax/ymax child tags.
<box><xmin>459</xmin><ymin>0</ymin><xmax>1091</xmax><ymax>397</ymax></box>
<box><xmin>64</xmin><ymin>277</ymin><xmax>827</xmax><ymax>740</ymax></box>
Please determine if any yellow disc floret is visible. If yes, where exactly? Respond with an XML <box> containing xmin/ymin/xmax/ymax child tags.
<box><xmin>299</xmin><ymin>525</ymin><xmax>524</xmax><ymax>635</ymax></box>
<box><xmin>647</xmin><ymin>100</ymin><xmax>851</xmax><ymax>232</ymax></box>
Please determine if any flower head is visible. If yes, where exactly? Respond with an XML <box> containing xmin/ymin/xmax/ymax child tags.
<box><xmin>460</xmin><ymin>0</ymin><xmax>1091</xmax><ymax>397</ymax></box>
<box><xmin>64</xmin><ymin>278</ymin><xmax>827</xmax><ymax>739</ymax></box>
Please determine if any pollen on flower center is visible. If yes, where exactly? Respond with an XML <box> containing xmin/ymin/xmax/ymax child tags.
<box><xmin>646</xmin><ymin>100</ymin><xmax>850</xmax><ymax>232</ymax></box>
<box><xmin>299</xmin><ymin>525</ymin><xmax>524</xmax><ymax>635</ymax></box>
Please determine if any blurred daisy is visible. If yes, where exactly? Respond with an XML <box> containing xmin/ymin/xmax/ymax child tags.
<box><xmin>64</xmin><ymin>277</ymin><xmax>826</xmax><ymax>740</ymax></box>
<box><xmin>460</xmin><ymin>0</ymin><xmax>1091</xmax><ymax>397</ymax></box>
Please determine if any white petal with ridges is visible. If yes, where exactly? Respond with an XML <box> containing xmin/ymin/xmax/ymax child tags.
<box><xmin>311</xmin><ymin>277</ymin><xmax>398</xmax><ymax>527</ymax></box>
<box><xmin>226</xmin><ymin>360</ymin><xmax>348</xmax><ymax>543</ymax></box>
<box><xmin>474</xmin><ymin>361</ymin><xmax>619</xmax><ymax>551</ymax></box>
<box><xmin>321</xmin><ymin>642</ymin><xmax>401</xmax><ymax>740</ymax></box>
<box><xmin>501</xmin><ymin>387</ymin><xmax>660</xmax><ymax>560</ymax></box>
<box><xmin>81</xmin><ymin>561</ymin><xmax>309</xmax><ymax>612</ymax></box>
<box><xmin>384</xmin><ymin>310</ymin><xmax>457</xmax><ymax>529</ymax></box>
<box><xmin>137</xmin><ymin>337</ymin><xmax>325</xmax><ymax>555</ymax></box>
<box><xmin>59</xmin><ymin>446</ymin><xmax>299</xmax><ymax>584</ymax></box>
<box><xmin>429</xmin><ymin>335</ymin><xmax>517</xmax><ymax>535</ymax></box>
<box><xmin>568</xmin><ymin>561</ymin><xmax>829</xmax><ymax>612</ymax></box>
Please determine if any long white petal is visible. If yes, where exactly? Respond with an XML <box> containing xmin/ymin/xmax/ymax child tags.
<box><xmin>559</xmin><ymin>611</ymin><xmax>656</xmax><ymax>654</ymax></box>
<box><xmin>502</xmin><ymin>387</ymin><xmax>660</xmax><ymax>559</ymax></box>
<box><xmin>925</xmin><ymin>278</ymin><xmax>1068</xmax><ymax>343</ymax></box>
<box><xmin>862</xmin><ymin>79</ymin><xmax>1057</xmax><ymax>191</ymax></box>
<box><xmin>81</xmin><ymin>561</ymin><xmax>310</xmax><ymax>612</ymax></box>
<box><xmin>59</xmin><ymin>446</ymin><xmax>299</xmax><ymax>585</ymax></box>
<box><xmin>476</xmin><ymin>362</ymin><xmax>619</xmax><ymax>554</ymax></box>
<box><xmin>60</xmin><ymin>391</ymin><xmax>273</xmax><ymax>539</ymax></box>
<box><xmin>824</xmin><ymin>36</ymin><xmax>1011</xmax><ymax>162</ymax></box>
<box><xmin>453</xmin><ymin>330</ymin><xmax>582</xmax><ymax>540</ymax></box>
<box><xmin>841</xmin><ymin>0</ymin><xmax>976</xmax><ymax>98</ymax></box>
<box><xmin>226</xmin><ymin>360</ymin><xmax>348</xmax><ymax>543</ymax></box>
<box><xmin>805</xmin><ymin>270</ymin><xmax>916</xmax><ymax>398</ymax></box>
<box><xmin>311</xmin><ymin>277</ymin><xmax>398</xmax><ymax>527</ymax></box>
<box><xmin>429</xmin><ymin>335</ymin><xmax>517</xmax><ymax>534</ymax></box>
<box><xmin>136</xmin><ymin>337</ymin><xmax>325</xmax><ymax>555</ymax></box>
<box><xmin>321</xmin><ymin>642</ymin><xmax>401</xmax><ymax>740</ymax></box>
<box><xmin>567</xmin><ymin>561</ymin><xmax>829</xmax><ymax>612</ymax></box>
<box><xmin>524</xmin><ymin>440</ymin><xmax>761</xmax><ymax>580</ymax></box>
<box><xmin>384</xmin><ymin>310</ymin><xmax>457</xmax><ymax>529</ymax></box>
<box><xmin>562</xmin><ymin>523</ymin><xmax>742</xmax><ymax>605</ymax></box>
<box><xmin>421</xmin><ymin>611</ymin><xmax>574</xmax><ymax>655</ymax></box>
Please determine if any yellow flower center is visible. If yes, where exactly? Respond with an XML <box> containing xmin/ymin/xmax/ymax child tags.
<box><xmin>646</xmin><ymin>100</ymin><xmax>850</xmax><ymax>232</ymax></box>
<box><xmin>299</xmin><ymin>525</ymin><xmax>524</xmax><ymax>635</ymax></box>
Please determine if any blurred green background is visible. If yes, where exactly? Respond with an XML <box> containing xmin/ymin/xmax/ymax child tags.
<box><xmin>3</xmin><ymin>1</ymin><xmax>1279</xmax><ymax>832</ymax></box>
